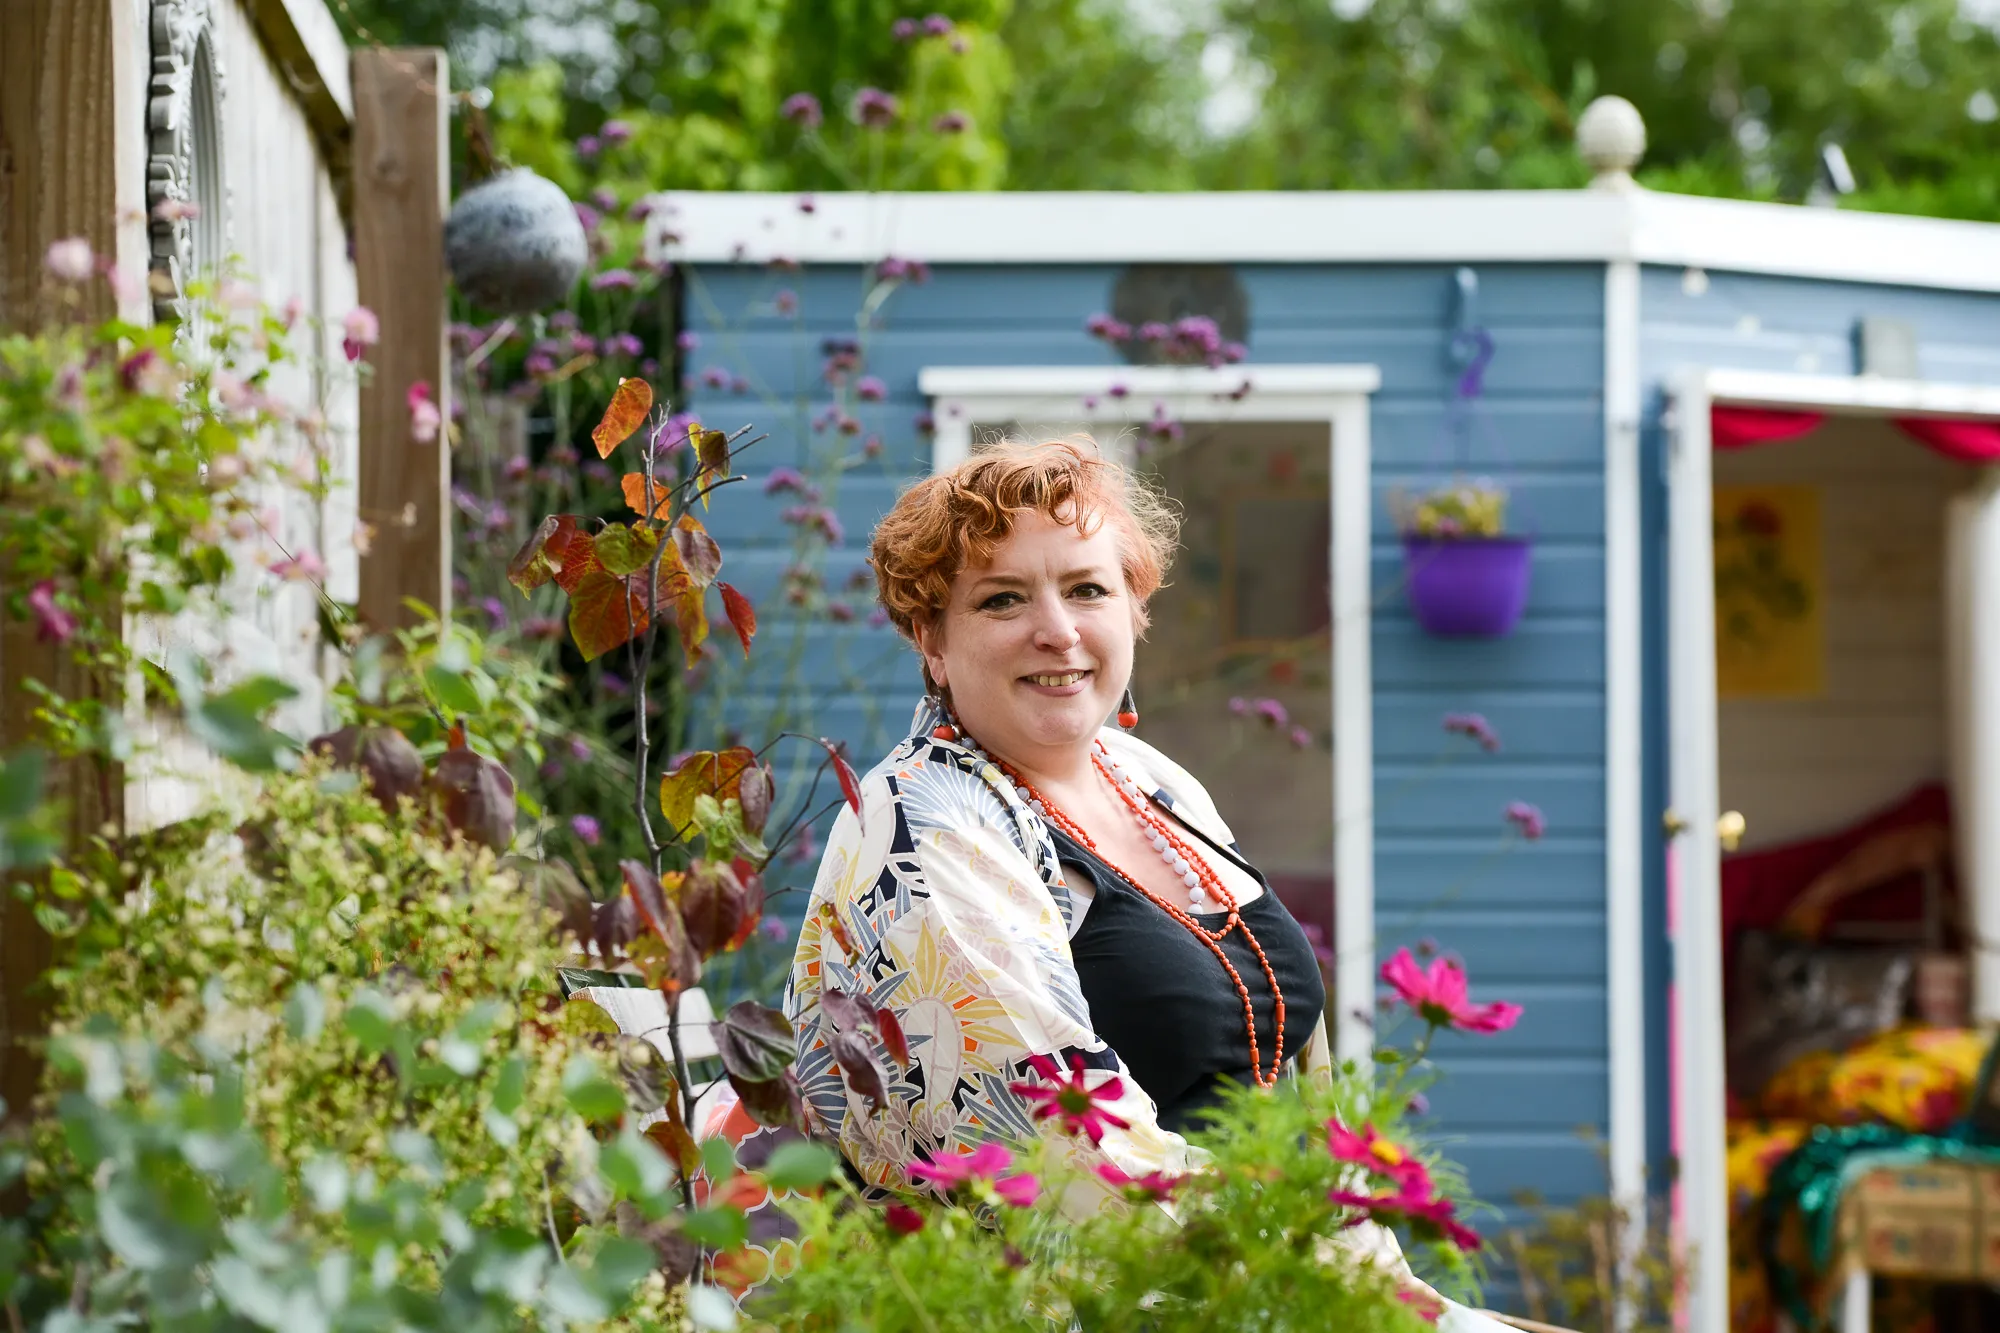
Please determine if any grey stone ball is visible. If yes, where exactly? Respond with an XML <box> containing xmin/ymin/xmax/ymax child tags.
<box><xmin>444</xmin><ymin>169</ymin><xmax>589</xmax><ymax>315</ymax></box>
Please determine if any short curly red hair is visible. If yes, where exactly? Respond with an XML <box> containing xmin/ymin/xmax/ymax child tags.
<box><xmin>870</xmin><ymin>436</ymin><xmax>1179</xmax><ymax>641</ymax></box>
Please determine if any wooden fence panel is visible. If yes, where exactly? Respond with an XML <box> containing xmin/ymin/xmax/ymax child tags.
<box><xmin>352</xmin><ymin>47</ymin><xmax>452</xmax><ymax>633</ymax></box>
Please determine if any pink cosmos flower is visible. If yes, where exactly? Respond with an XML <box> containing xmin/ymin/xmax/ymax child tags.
<box><xmin>44</xmin><ymin>238</ymin><xmax>93</xmax><ymax>283</ymax></box>
<box><xmin>884</xmin><ymin>1202</ymin><xmax>925</xmax><ymax>1234</ymax></box>
<box><xmin>780</xmin><ymin>92</ymin><xmax>824</xmax><ymax>130</ymax></box>
<box><xmin>1398</xmin><ymin>1290</ymin><xmax>1446</xmax><ymax>1324</ymax></box>
<box><xmin>1327</xmin><ymin>1180</ymin><xmax>1483</xmax><ymax>1252</ymax></box>
<box><xmin>908</xmin><ymin>1141</ymin><xmax>1013</xmax><ymax>1190</ymax></box>
<box><xmin>992</xmin><ymin>1173</ymin><xmax>1040</xmax><ymax>1208</ymax></box>
<box><xmin>1094</xmin><ymin>1163</ymin><xmax>1183</xmax><ymax>1202</ymax></box>
<box><xmin>28</xmin><ymin>581</ymin><xmax>77</xmax><ymax>645</ymax></box>
<box><xmin>1326</xmin><ymin>1120</ymin><xmax>1431</xmax><ymax>1193</ymax></box>
<box><xmin>1008</xmin><ymin>1052</ymin><xmax>1132</xmax><ymax>1144</ymax></box>
<box><xmin>1379</xmin><ymin>948</ymin><xmax>1522</xmax><ymax>1035</ymax></box>
<box><xmin>342</xmin><ymin>306</ymin><xmax>380</xmax><ymax>362</ymax></box>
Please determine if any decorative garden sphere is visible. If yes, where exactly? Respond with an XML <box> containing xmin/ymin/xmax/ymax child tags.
<box><xmin>1576</xmin><ymin>96</ymin><xmax>1647</xmax><ymax>183</ymax></box>
<box><xmin>444</xmin><ymin>168</ymin><xmax>589</xmax><ymax>315</ymax></box>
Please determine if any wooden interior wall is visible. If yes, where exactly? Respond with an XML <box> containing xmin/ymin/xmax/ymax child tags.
<box><xmin>1714</xmin><ymin>418</ymin><xmax>1968</xmax><ymax>851</ymax></box>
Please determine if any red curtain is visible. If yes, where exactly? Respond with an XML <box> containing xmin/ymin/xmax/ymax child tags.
<box><xmin>1710</xmin><ymin>406</ymin><xmax>1825</xmax><ymax>450</ymax></box>
<box><xmin>1893</xmin><ymin>416</ymin><xmax>2000</xmax><ymax>463</ymax></box>
<box><xmin>1711</xmin><ymin>405</ymin><xmax>2000</xmax><ymax>462</ymax></box>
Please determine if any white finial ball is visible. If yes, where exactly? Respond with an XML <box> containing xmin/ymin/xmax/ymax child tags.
<box><xmin>1577</xmin><ymin>96</ymin><xmax>1647</xmax><ymax>181</ymax></box>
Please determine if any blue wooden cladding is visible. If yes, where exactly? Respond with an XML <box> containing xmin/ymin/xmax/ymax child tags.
<box><xmin>683</xmin><ymin>259</ymin><xmax>1613</xmax><ymax>1217</ymax></box>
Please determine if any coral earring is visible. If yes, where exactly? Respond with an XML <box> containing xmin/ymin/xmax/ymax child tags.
<box><xmin>1117</xmin><ymin>686</ymin><xmax>1138</xmax><ymax>729</ymax></box>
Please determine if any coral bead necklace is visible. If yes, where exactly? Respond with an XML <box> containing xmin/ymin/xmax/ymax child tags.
<box><xmin>975</xmin><ymin>734</ymin><xmax>1289</xmax><ymax>1090</ymax></box>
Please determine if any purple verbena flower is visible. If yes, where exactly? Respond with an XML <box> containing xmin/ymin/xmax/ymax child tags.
<box><xmin>676</xmin><ymin>330</ymin><xmax>700</xmax><ymax>351</ymax></box>
<box><xmin>576</xmin><ymin>135</ymin><xmax>601</xmax><ymax>159</ymax></box>
<box><xmin>1289</xmin><ymin>725</ymin><xmax>1313</xmax><ymax>749</ymax></box>
<box><xmin>600</xmin><ymin>119</ymin><xmax>634</xmax><ymax>145</ymax></box>
<box><xmin>775</xmin><ymin>288</ymin><xmax>799</xmax><ymax>315</ymax></box>
<box><xmin>851</xmin><ymin>87</ymin><xmax>899</xmax><ymax>129</ymax></box>
<box><xmin>570</xmin><ymin>814</ymin><xmax>602</xmax><ymax>846</ymax></box>
<box><xmin>892</xmin><ymin>17</ymin><xmax>918</xmax><ymax>40</ymax></box>
<box><xmin>781</xmin><ymin>92</ymin><xmax>824</xmax><ymax>130</ymax></box>
<box><xmin>590</xmin><ymin>269</ymin><xmax>637</xmax><ymax>291</ymax></box>
<box><xmin>701</xmin><ymin>366</ymin><xmax>730</xmax><ymax>389</ymax></box>
<box><xmin>1254</xmin><ymin>698</ymin><xmax>1289</xmax><ymax>728</ymax></box>
<box><xmin>923</xmin><ymin>13</ymin><xmax>953</xmax><ymax>35</ymax></box>
<box><xmin>764</xmin><ymin>467</ymin><xmax>810</xmax><ymax>496</ymax></box>
<box><xmin>1085</xmin><ymin>313</ymin><xmax>1133</xmax><ymax>342</ymax></box>
<box><xmin>932</xmin><ymin>110</ymin><xmax>969</xmax><ymax>134</ymax></box>
<box><xmin>856</xmin><ymin>375</ymin><xmax>887</xmax><ymax>402</ymax></box>
<box><xmin>1505</xmin><ymin>801</ymin><xmax>1547</xmax><ymax>841</ymax></box>
<box><xmin>1442</xmin><ymin>712</ymin><xmax>1501</xmax><ymax>752</ymax></box>
<box><xmin>574</xmin><ymin>202</ymin><xmax>602</xmax><ymax>233</ymax></box>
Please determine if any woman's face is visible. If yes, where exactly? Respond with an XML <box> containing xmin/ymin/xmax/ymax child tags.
<box><xmin>918</xmin><ymin>509</ymin><xmax>1137</xmax><ymax>771</ymax></box>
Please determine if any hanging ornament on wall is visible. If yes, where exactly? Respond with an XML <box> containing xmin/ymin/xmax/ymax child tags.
<box><xmin>443</xmin><ymin>100</ymin><xmax>588</xmax><ymax>315</ymax></box>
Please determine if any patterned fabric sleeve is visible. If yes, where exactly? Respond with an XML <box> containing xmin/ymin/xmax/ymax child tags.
<box><xmin>786</xmin><ymin>745</ymin><xmax>1197</xmax><ymax>1216</ymax></box>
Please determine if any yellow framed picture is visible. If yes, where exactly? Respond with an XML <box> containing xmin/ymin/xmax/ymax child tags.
<box><xmin>1713</xmin><ymin>484</ymin><xmax>1825</xmax><ymax>699</ymax></box>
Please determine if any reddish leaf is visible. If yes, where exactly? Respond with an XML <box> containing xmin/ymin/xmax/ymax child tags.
<box><xmin>592</xmin><ymin>522</ymin><xmax>660</xmax><ymax>577</ymax></box>
<box><xmin>693</xmin><ymin>427</ymin><xmax>731</xmax><ymax>507</ymax></box>
<box><xmin>507</xmin><ymin>514</ymin><xmax>600</xmax><ymax>594</ymax></box>
<box><xmin>567</xmin><ymin>569</ymin><xmax>650</xmax><ymax>663</ymax></box>
<box><xmin>736</xmin><ymin>763</ymin><xmax>773</xmax><ymax>836</ymax></box>
<box><xmin>429</xmin><ymin>748</ymin><xmax>517</xmax><ymax>850</ymax></box>
<box><xmin>711</xmin><ymin>1000</ymin><xmax>795</xmax><ymax>1084</ymax></box>
<box><xmin>674</xmin><ymin>586</ymin><xmax>709</xmax><ymax>664</ymax></box>
<box><xmin>592</xmin><ymin>377</ymin><xmax>653</xmax><ymax>459</ymax></box>
<box><xmin>621</xmin><ymin>471</ymin><xmax>672</xmax><ymax>519</ymax></box>
<box><xmin>621</xmin><ymin>859</ymin><xmax>672</xmax><ymax>934</ymax></box>
<box><xmin>658</xmin><ymin>747</ymin><xmax>758</xmax><ymax>834</ymax></box>
<box><xmin>681</xmin><ymin>861</ymin><xmax>758</xmax><ymax>959</ymax></box>
<box><xmin>824</xmin><ymin>907</ymin><xmax>856</xmax><ymax>960</ymax></box>
<box><xmin>719</xmin><ymin>582</ymin><xmax>757</xmax><ymax>657</ymax></box>
<box><xmin>876</xmin><ymin>1007</ymin><xmax>912</xmax><ymax>1068</ymax></box>
<box><xmin>309</xmin><ymin>725</ymin><xmax>423</xmax><ymax>809</ymax></box>
<box><xmin>446</xmin><ymin>722</ymin><xmax>468</xmax><ymax>750</ymax></box>
<box><xmin>829</xmin><ymin>1031</ymin><xmax>889</xmax><ymax>1114</ymax></box>
<box><xmin>592</xmin><ymin>894</ymin><xmax>637</xmax><ymax>961</ymax></box>
<box><xmin>672</xmin><ymin>514</ymin><xmax>723</xmax><ymax>588</ymax></box>
<box><xmin>819</xmin><ymin>739</ymin><xmax>863</xmax><ymax>818</ymax></box>
<box><xmin>629</xmin><ymin>929</ymin><xmax>701</xmax><ymax>999</ymax></box>
<box><xmin>729</xmin><ymin>1069</ymin><xmax>808</xmax><ymax>1133</ymax></box>
<box><xmin>821</xmin><ymin>988</ymin><xmax>878</xmax><ymax>1036</ymax></box>
<box><xmin>643</xmin><ymin>1092</ymin><xmax>703</xmax><ymax>1174</ymax></box>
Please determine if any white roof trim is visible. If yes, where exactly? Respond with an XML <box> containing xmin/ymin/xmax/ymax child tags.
<box><xmin>918</xmin><ymin>364</ymin><xmax>1380</xmax><ymax>400</ymax></box>
<box><xmin>647</xmin><ymin>189</ymin><xmax>2000</xmax><ymax>294</ymax></box>
<box><xmin>1702</xmin><ymin>368</ymin><xmax>2000</xmax><ymax>418</ymax></box>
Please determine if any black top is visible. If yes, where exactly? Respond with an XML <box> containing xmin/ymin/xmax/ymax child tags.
<box><xmin>1055</xmin><ymin>811</ymin><xmax>1327</xmax><ymax>1135</ymax></box>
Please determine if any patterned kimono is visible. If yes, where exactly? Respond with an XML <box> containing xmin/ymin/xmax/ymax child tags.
<box><xmin>785</xmin><ymin>696</ymin><xmax>1212</xmax><ymax>1212</ymax></box>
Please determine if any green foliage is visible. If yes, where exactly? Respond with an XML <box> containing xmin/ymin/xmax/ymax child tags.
<box><xmin>0</xmin><ymin>269</ymin><xmax>318</xmax><ymax>761</ymax></box>
<box><xmin>1501</xmin><ymin>1175</ymin><xmax>1684</xmax><ymax>1333</ymax></box>
<box><xmin>760</xmin><ymin>1068</ymin><xmax>1469</xmax><ymax>1332</ymax></box>
<box><xmin>6</xmin><ymin>763</ymin><xmax>697</xmax><ymax>1329</ymax></box>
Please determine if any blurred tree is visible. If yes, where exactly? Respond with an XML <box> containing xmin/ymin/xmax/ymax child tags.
<box><xmin>1205</xmin><ymin>0</ymin><xmax>2000</xmax><ymax>217</ymax></box>
<box><xmin>331</xmin><ymin>0</ymin><xmax>2000</xmax><ymax>219</ymax></box>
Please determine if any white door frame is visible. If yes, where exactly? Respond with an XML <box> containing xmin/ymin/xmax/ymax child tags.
<box><xmin>917</xmin><ymin>364</ymin><xmax>1382</xmax><ymax>1065</ymax></box>
<box><xmin>1666</xmin><ymin>366</ymin><xmax>2000</xmax><ymax>1333</ymax></box>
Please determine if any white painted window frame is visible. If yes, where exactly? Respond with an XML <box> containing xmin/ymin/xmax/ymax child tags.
<box><xmin>1665</xmin><ymin>367</ymin><xmax>2000</xmax><ymax>1333</ymax></box>
<box><xmin>916</xmin><ymin>363</ymin><xmax>1382</xmax><ymax>1066</ymax></box>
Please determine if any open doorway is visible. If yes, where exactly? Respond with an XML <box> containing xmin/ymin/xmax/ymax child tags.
<box><xmin>1666</xmin><ymin>369</ymin><xmax>2000</xmax><ymax>1333</ymax></box>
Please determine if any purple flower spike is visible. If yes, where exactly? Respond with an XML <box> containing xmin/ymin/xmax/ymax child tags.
<box><xmin>781</xmin><ymin>92</ymin><xmax>824</xmax><ymax>130</ymax></box>
<box><xmin>1442</xmin><ymin>711</ymin><xmax>1501</xmax><ymax>752</ymax></box>
<box><xmin>851</xmin><ymin>87</ymin><xmax>900</xmax><ymax>129</ymax></box>
<box><xmin>1505</xmin><ymin>801</ymin><xmax>1547</xmax><ymax>841</ymax></box>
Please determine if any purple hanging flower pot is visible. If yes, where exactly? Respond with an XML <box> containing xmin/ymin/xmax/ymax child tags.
<box><xmin>1402</xmin><ymin>536</ymin><xmax>1533</xmax><ymax>638</ymax></box>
